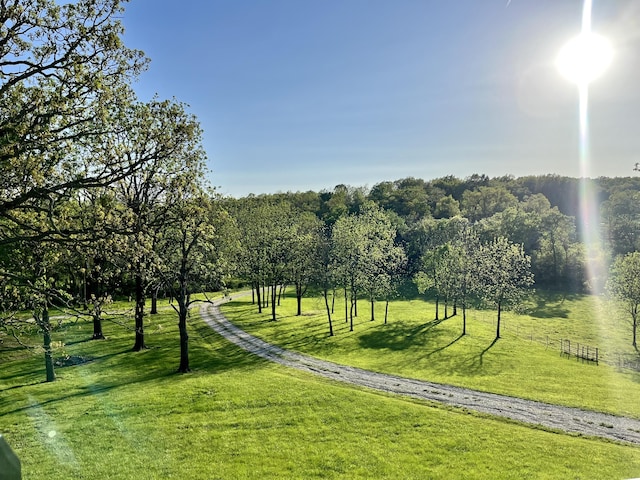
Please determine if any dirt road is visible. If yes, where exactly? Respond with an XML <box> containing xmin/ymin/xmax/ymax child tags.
<box><xmin>201</xmin><ymin>301</ymin><xmax>640</xmax><ymax>445</ymax></box>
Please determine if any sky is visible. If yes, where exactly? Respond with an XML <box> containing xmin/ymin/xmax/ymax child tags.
<box><xmin>120</xmin><ymin>0</ymin><xmax>640</xmax><ymax>198</ymax></box>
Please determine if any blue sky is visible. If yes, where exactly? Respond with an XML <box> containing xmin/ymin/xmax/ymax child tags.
<box><xmin>121</xmin><ymin>0</ymin><xmax>640</xmax><ymax>197</ymax></box>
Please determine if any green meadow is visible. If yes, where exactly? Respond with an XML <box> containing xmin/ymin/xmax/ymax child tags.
<box><xmin>0</xmin><ymin>293</ymin><xmax>639</xmax><ymax>479</ymax></box>
<box><xmin>221</xmin><ymin>291</ymin><xmax>640</xmax><ymax>418</ymax></box>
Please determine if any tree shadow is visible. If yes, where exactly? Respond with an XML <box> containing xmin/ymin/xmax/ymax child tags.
<box><xmin>357</xmin><ymin>317</ymin><xmax>450</xmax><ymax>351</ymax></box>
<box><xmin>425</xmin><ymin>333</ymin><xmax>465</xmax><ymax>357</ymax></box>
<box><xmin>479</xmin><ymin>337</ymin><xmax>500</xmax><ymax>366</ymax></box>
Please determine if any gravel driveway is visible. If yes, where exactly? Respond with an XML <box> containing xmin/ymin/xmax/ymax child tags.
<box><xmin>201</xmin><ymin>301</ymin><xmax>640</xmax><ymax>445</ymax></box>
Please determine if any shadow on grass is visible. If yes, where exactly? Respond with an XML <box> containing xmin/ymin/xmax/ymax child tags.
<box><xmin>357</xmin><ymin>317</ymin><xmax>452</xmax><ymax>352</ymax></box>
<box><xmin>526</xmin><ymin>291</ymin><xmax>584</xmax><ymax>319</ymax></box>
<box><xmin>479</xmin><ymin>337</ymin><xmax>500</xmax><ymax>366</ymax></box>
<box><xmin>425</xmin><ymin>333</ymin><xmax>465</xmax><ymax>357</ymax></box>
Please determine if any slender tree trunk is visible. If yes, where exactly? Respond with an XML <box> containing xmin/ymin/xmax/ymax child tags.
<box><xmin>323</xmin><ymin>289</ymin><xmax>334</xmax><ymax>336</ymax></box>
<box><xmin>453</xmin><ymin>302</ymin><xmax>457</xmax><ymax>316</ymax></box>
<box><xmin>462</xmin><ymin>305</ymin><xmax>467</xmax><ymax>336</ymax></box>
<box><xmin>331</xmin><ymin>288</ymin><xmax>335</xmax><ymax>314</ymax></box>
<box><xmin>133</xmin><ymin>274</ymin><xmax>147</xmax><ymax>351</ymax></box>
<box><xmin>296</xmin><ymin>282</ymin><xmax>303</xmax><ymax>316</ymax></box>
<box><xmin>496</xmin><ymin>302</ymin><xmax>502</xmax><ymax>339</ymax></box>
<box><xmin>435</xmin><ymin>296</ymin><xmax>439</xmax><ymax>320</ymax></box>
<box><xmin>43</xmin><ymin>307</ymin><xmax>56</xmax><ymax>382</ymax></box>
<box><xmin>344</xmin><ymin>286</ymin><xmax>348</xmax><ymax>323</ymax></box>
<box><xmin>150</xmin><ymin>287</ymin><xmax>158</xmax><ymax>315</ymax></box>
<box><xmin>177</xmin><ymin>270</ymin><xmax>190</xmax><ymax>373</ymax></box>
<box><xmin>256</xmin><ymin>282</ymin><xmax>262</xmax><ymax>313</ymax></box>
<box><xmin>271</xmin><ymin>282</ymin><xmax>277</xmax><ymax>321</ymax></box>
<box><xmin>633</xmin><ymin>313</ymin><xmax>637</xmax><ymax>348</ymax></box>
<box><xmin>278</xmin><ymin>284</ymin><xmax>285</xmax><ymax>306</ymax></box>
<box><xmin>384</xmin><ymin>299</ymin><xmax>389</xmax><ymax>324</ymax></box>
<box><xmin>370</xmin><ymin>297</ymin><xmax>375</xmax><ymax>321</ymax></box>
<box><xmin>92</xmin><ymin>307</ymin><xmax>105</xmax><ymax>340</ymax></box>
<box><xmin>251</xmin><ymin>284</ymin><xmax>255</xmax><ymax>304</ymax></box>
<box><xmin>349</xmin><ymin>294</ymin><xmax>355</xmax><ymax>332</ymax></box>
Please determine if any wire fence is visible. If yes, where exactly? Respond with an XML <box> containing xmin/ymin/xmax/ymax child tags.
<box><xmin>467</xmin><ymin>311</ymin><xmax>640</xmax><ymax>372</ymax></box>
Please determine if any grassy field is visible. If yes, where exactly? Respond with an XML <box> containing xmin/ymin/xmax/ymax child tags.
<box><xmin>221</xmin><ymin>290</ymin><xmax>640</xmax><ymax>418</ymax></box>
<box><xmin>1</xmin><ymin>295</ymin><xmax>640</xmax><ymax>478</ymax></box>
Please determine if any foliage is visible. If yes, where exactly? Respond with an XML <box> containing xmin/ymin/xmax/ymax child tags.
<box><xmin>607</xmin><ymin>252</ymin><xmax>640</xmax><ymax>348</ymax></box>
<box><xmin>474</xmin><ymin>236</ymin><xmax>534</xmax><ymax>339</ymax></box>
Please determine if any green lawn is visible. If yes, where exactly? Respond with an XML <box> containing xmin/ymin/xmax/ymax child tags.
<box><xmin>1</xmin><ymin>296</ymin><xmax>639</xmax><ymax>479</ymax></box>
<box><xmin>221</xmin><ymin>290</ymin><xmax>640</xmax><ymax>418</ymax></box>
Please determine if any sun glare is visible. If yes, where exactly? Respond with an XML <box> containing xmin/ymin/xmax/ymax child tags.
<box><xmin>556</xmin><ymin>32</ymin><xmax>613</xmax><ymax>85</ymax></box>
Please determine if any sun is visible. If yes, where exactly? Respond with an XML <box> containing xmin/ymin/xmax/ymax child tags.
<box><xmin>556</xmin><ymin>32</ymin><xmax>613</xmax><ymax>85</ymax></box>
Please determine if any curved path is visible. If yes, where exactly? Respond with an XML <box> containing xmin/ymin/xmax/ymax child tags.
<box><xmin>201</xmin><ymin>301</ymin><xmax>640</xmax><ymax>445</ymax></box>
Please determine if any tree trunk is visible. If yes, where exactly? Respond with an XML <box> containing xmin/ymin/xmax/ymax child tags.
<box><xmin>296</xmin><ymin>282</ymin><xmax>303</xmax><ymax>316</ymax></box>
<box><xmin>633</xmin><ymin>313</ymin><xmax>637</xmax><ymax>348</ymax></box>
<box><xmin>384</xmin><ymin>299</ymin><xmax>389</xmax><ymax>324</ymax></box>
<box><xmin>349</xmin><ymin>294</ymin><xmax>355</xmax><ymax>332</ymax></box>
<box><xmin>278</xmin><ymin>284</ymin><xmax>285</xmax><ymax>306</ymax></box>
<box><xmin>133</xmin><ymin>274</ymin><xmax>147</xmax><ymax>351</ymax></box>
<box><xmin>251</xmin><ymin>285</ymin><xmax>255</xmax><ymax>304</ymax></box>
<box><xmin>256</xmin><ymin>282</ymin><xmax>262</xmax><ymax>313</ymax></box>
<box><xmin>43</xmin><ymin>307</ymin><xmax>56</xmax><ymax>382</ymax></box>
<box><xmin>370</xmin><ymin>297</ymin><xmax>375</xmax><ymax>321</ymax></box>
<box><xmin>331</xmin><ymin>289</ymin><xmax>335</xmax><ymax>314</ymax></box>
<box><xmin>150</xmin><ymin>287</ymin><xmax>158</xmax><ymax>315</ymax></box>
<box><xmin>177</xmin><ymin>273</ymin><xmax>190</xmax><ymax>373</ymax></box>
<box><xmin>271</xmin><ymin>282</ymin><xmax>278</xmax><ymax>321</ymax></box>
<box><xmin>344</xmin><ymin>286</ymin><xmax>348</xmax><ymax>323</ymax></box>
<box><xmin>496</xmin><ymin>302</ymin><xmax>502</xmax><ymax>339</ymax></box>
<box><xmin>92</xmin><ymin>310</ymin><xmax>105</xmax><ymax>340</ymax></box>
<box><xmin>453</xmin><ymin>302</ymin><xmax>457</xmax><ymax>317</ymax></box>
<box><xmin>323</xmin><ymin>289</ymin><xmax>334</xmax><ymax>336</ymax></box>
<box><xmin>435</xmin><ymin>296</ymin><xmax>439</xmax><ymax>320</ymax></box>
<box><xmin>462</xmin><ymin>305</ymin><xmax>467</xmax><ymax>336</ymax></box>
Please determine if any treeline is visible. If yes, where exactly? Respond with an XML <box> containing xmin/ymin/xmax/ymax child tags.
<box><xmin>234</xmin><ymin>173</ymin><xmax>640</xmax><ymax>289</ymax></box>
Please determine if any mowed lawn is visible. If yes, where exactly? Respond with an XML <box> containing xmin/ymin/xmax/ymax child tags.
<box><xmin>221</xmin><ymin>290</ymin><xmax>640</xmax><ymax>418</ymax></box>
<box><xmin>0</xmin><ymin>296</ymin><xmax>638</xmax><ymax>479</ymax></box>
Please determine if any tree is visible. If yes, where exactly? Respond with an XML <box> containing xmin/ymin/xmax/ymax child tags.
<box><xmin>461</xmin><ymin>186</ymin><xmax>518</xmax><ymax>223</ymax></box>
<box><xmin>108</xmin><ymin>98</ymin><xmax>206</xmax><ymax>351</ymax></box>
<box><xmin>602</xmin><ymin>190</ymin><xmax>640</xmax><ymax>257</ymax></box>
<box><xmin>0</xmin><ymin>0</ymin><xmax>147</xmax><ymax>244</ymax></box>
<box><xmin>289</xmin><ymin>212</ymin><xmax>323</xmax><ymax>316</ymax></box>
<box><xmin>160</xmin><ymin>189</ymin><xmax>231</xmax><ymax>373</ymax></box>
<box><xmin>330</xmin><ymin>204</ymin><xmax>404</xmax><ymax>329</ymax></box>
<box><xmin>475</xmin><ymin>237</ymin><xmax>534</xmax><ymax>340</ymax></box>
<box><xmin>0</xmin><ymin>236</ymin><xmax>72</xmax><ymax>382</ymax></box>
<box><xmin>433</xmin><ymin>195</ymin><xmax>460</xmax><ymax>219</ymax></box>
<box><xmin>607</xmin><ymin>252</ymin><xmax>640</xmax><ymax>348</ymax></box>
<box><xmin>314</xmin><ymin>225</ymin><xmax>335</xmax><ymax>336</ymax></box>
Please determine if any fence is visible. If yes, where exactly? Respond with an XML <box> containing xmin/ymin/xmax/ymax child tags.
<box><xmin>560</xmin><ymin>339</ymin><xmax>598</xmax><ymax>364</ymax></box>
<box><xmin>466</xmin><ymin>311</ymin><xmax>640</xmax><ymax>372</ymax></box>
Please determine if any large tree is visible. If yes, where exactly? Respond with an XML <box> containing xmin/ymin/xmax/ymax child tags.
<box><xmin>0</xmin><ymin>0</ymin><xmax>147</xmax><ymax>244</ymax></box>
<box><xmin>607</xmin><ymin>252</ymin><xmax>640</xmax><ymax>348</ymax></box>
<box><xmin>108</xmin><ymin>98</ymin><xmax>207</xmax><ymax>351</ymax></box>
<box><xmin>160</xmin><ymin>189</ymin><xmax>232</xmax><ymax>373</ymax></box>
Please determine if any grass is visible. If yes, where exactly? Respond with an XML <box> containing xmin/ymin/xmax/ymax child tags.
<box><xmin>1</xmin><ymin>295</ymin><xmax>639</xmax><ymax>478</ymax></box>
<box><xmin>221</xmin><ymin>290</ymin><xmax>640</xmax><ymax>418</ymax></box>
